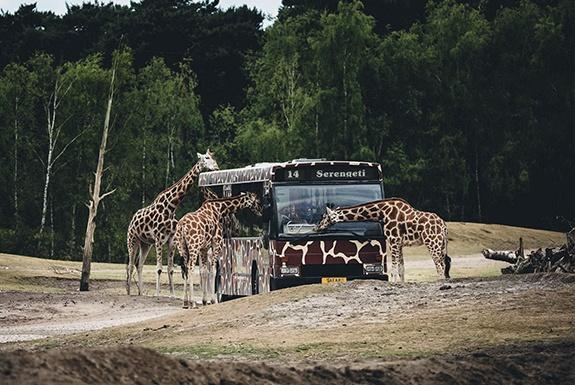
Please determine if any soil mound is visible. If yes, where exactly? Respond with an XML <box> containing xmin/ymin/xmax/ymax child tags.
<box><xmin>1</xmin><ymin>342</ymin><xmax>573</xmax><ymax>385</ymax></box>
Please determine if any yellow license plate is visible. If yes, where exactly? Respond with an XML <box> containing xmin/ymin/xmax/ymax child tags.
<box><xmin>321</xmin><ymin>277</ymin><xmax>347</xmax><ymax>284</ymax></box>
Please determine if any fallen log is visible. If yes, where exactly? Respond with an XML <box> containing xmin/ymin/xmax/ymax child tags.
<box><xmin>481</xmin><ymin>249</ymin><xmax>518</xmax><ymax>264</ymax></box>
<box><xmin>482</xmin><ymin>228</ymin><xmax>575</xmax><ymax>275</ymax></box>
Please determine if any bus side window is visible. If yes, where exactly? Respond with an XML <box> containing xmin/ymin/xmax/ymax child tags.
<box><xmin>229</xmin><ymin>183</ymin><xmax>265</xmax><ymax>238</ymax></box>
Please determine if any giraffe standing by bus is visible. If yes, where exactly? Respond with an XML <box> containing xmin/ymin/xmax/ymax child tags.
<box><xmin>175</xmin><ymin>192</ymin><xmax>262</xmax><ymax>308</ymax></box>
<box><xmin>126</xmin><ymin>150</ymin><xmax>219</xmax><ymax>296</ymax></box>
<box><xmin>315</xmin><ymin>198</ymin><xmax>451</xmax><ymax>283</ymax></box>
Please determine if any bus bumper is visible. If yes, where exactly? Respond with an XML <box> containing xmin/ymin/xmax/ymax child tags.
<box><xmin>270</xmin><ymin>274</ymin><xmax>388</xmax><ymax>291</ymax></box>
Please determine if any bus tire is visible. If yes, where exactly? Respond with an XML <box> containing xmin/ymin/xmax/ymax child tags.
<box><xmin>251</xmin><ymin>261</ymin><xmax>259</xmax><ymax>295</ymax></box>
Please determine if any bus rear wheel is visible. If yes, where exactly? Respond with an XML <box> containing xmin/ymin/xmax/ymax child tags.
<box><xmin>251</xmin><ymin>261</ymin><xmax>259</xmax><ymax>295</ymax></box>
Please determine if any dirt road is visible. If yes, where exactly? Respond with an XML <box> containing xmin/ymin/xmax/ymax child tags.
<box><xmin>0</xmin><ymin>254</ymin><xmax>506</xmax><ymax>345</ymax></box>
<box><xmin>0</xmin><ymin>291</ymin><xmax>182</xmax><ymax>343</ymax></box>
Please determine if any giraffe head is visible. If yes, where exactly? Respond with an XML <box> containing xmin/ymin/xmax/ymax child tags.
<box><xmin>243</xmin><ymin>192</ymin><xmax>263</xmax><ymax>216</ymax></box>
<box><xmin>315</xmin><ymin>206</ymin><xmax>343</xmax><ymax>231</ymax></box>
<box><xmin>197</xmin><ymin>149</ymin><xmax>219</xmax><ymax>171</ymax></box>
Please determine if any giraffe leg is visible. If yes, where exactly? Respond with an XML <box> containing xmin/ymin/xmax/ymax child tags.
<box><xmin>397</xmin><ymin>246</ymin><xmax>405</xmax><ymax>283</ymax></box>
<box><xmin>425</xmin><ymin>236</ymin><xmax>448</xmax><ymax>280</ymax></box>
<box><xmin>209</xmin><ymin>227</ymin><xmax>223</xmax><ymax>304</ymax></box>
<box><xmin>175</xmin><ymin>233</ymin><xmax>190</xmax><ymax>308</ymax></box>
<box><xmin>126</xmin><ymin>235</ymin><xmax>139</xmax><ymax>295</ymax></box>
<box><xmin>137</xmin><ymin>243</ymin><xmax>152</xmax><ymax>296</ymax></box>
<box><xmin>154</xmin><ymin>242</ymin><xmax>163</xmax><ymax>296</ymax></box>
<box><xmin>167</xmin><ymin>236</ymin><xmax>175</xmax><ymax>297</ymax></box>
<box><xmin>200</xmin><ymin>251</ymin><xmax>209</xmax><ymax>306</ymax></box>
<box><xmin>185</xmin><ymin>251</ymin><xmax>198</xmax><ymax>309</ymax></box>
<box><xmin>388</xmin><ymin>241</ymin><xmax>401</xmax><ymax>283</ymax></box>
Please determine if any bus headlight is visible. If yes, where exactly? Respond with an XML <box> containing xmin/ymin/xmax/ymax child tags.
<box><xmin>363</xmin><ymin>263</ymin><xmax>383</xmax><ymax>274</ymax></box>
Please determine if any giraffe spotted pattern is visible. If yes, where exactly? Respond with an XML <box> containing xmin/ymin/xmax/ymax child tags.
<box><xmin>316</xmin><ymin>198</ymin><xmax>451</xmax><ymax>282</ymax></box>
<box><xmin>126</xmin><ymin>150</ymin><xmax>219</xmax><ymax>296</ymax></box>
<box><xmin>175</xmin><ymin>192</ymin><xmax>262</xmax><ymax>308</ymax></box>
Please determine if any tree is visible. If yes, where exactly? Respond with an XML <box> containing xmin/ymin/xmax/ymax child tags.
<box><xmin>0</xmin><ymin>63</ymin><xmax>37</xmax><ymax>226</ymax></box>
<box><xmin>29</xmin><ymin>54</ymin><xmax>84</xmax><ymax>235</ymax></box>
<box><xmin>311</xmin><ymin>0</ymin><xmax>376</xmax><ymax>159</ymax></box>
<box><xmin>80</xmin><ymin>51</ymin><xmax>125</xmax><ymax>291</ymax></box>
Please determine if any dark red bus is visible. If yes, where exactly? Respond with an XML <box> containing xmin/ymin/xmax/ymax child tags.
<box><xmin>198</xmin><ymin>159</ymin><xmax>387</xmax><ymax>298</ymax></box>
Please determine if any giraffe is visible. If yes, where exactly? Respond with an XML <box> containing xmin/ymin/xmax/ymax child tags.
<box><xmin>126</xmin><ymin>150</ymin><xmax>219</xmax><ymax>296</ymax></box>
<box><xmin>201</xmin><ymin>187</ymin><xmax>240</xmax><ymax>237</ymax></box>
<box><xmin>175</xmin><ymin>192</ymin><xmax>262</xmax><ymax>308</ymax></box>
<box><xmin>315</xmin><ymin>198</ymin><xmax>451</xmax><ymax>283</ymax></box>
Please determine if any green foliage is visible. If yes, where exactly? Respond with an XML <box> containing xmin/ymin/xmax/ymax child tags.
<box><xmin>0</xmin><ymin>0</ymin><xmax>573</xmax><ymax>261</ymax></box>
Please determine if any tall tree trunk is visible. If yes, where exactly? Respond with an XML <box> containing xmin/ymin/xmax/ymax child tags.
<box><xmin>342</xmin><ymin>49</ymin><xmax>348</xmax><ymax>159</ymax></box>
<box><xmin>13</xmin><ymin>98</ymin><xmax>19</xmax><ymax>223</ymax></box>
<box><xmin>475</xmin><ymin>145</ymin><xmax>482</xmax><ymax>222</ymax></box>
<box><xmin>69</xmin><ymin>202</ymin><xmax>77</xmax><ymax>256</ymax></box>
<box><xmin>165</xmin><ymin>124</ymin><xmax>174</xmax><ymax>188</ymax></box>
<box><xmin>40</xmin><ymin>75</ymin><xmax>79</xmax><ymax>234</ymax></box>
<box><xmin>50</xmin><ymin>195</ymin><xmax>54</xmax><ymax>258</ymax></box>
<box><xmin>40</xmin><ymin>91</ymin><xmax>56</xmax><ymax>234</ymax></box>
<box><xmin>80</xmin><ymin>63</ymin><xmax>117</xmax><ymax>291</ymax></box>
<box><xmin>315</xmin><ymin>67</ymin><xmax>320</xmax><ymax>158</ymax></box>
<box><xmin>142</xmin><ymin>140</ymin><xmax>146</xmax><ymax>207</ymax></box>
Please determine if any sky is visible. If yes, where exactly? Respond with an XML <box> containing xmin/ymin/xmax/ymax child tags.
<box><xmin>0</xmin><ymin>0</ymin><xmax>282</xmax><ymax>25</ymax></box>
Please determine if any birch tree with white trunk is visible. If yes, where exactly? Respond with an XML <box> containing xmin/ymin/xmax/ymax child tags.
<box><xmin>39</xmin><ymin>69</ymin><xmax>82</xmax><ymax>234</ymax></box>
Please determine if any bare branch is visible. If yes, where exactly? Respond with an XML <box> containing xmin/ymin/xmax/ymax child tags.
<box><xmin>51</xmin><ymin>129</ymin><xmax>85</xmax><ymax>165</ymax></box>
<box><xmin>52</xmin><ymin>114</ymin><xmax>75</xmax><ymax>147</ymax></box>
<box><xmin>99</xmin><ymin>188</ymin><xmax>117</xmax><ymax>201</ymax></box>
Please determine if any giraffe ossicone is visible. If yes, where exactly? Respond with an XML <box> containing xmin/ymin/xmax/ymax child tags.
<box><xmin>175</xmin><ymin>192</ymin><xmax>262</xmax><ymax>308</ymax></box>
<box><xmin>126</xmin><ymin>149</ymin><xmax>219</xmax><ymax>297</ymax></box>
<box><xmin>316</xmin><ymin>198</ymin><xmax>451</xmax><ymax>283</ymax></box>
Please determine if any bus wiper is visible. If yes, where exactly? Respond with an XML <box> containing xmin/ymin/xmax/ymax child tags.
<box><xmin>280</xmin><ymin>230</ymin><xmax>369</xmax><ymax>242</ymax></box>
<box><xmin>319</xmin><ymin>228</ymin><xmax>370</xmax><ymax>241</ymax></box>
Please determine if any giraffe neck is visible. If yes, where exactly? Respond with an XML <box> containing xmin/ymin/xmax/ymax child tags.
<box><xmin>337</xmin><ymin>201</ymin><xmax>392</xmax><ymax>223</ymax></box>
<box><xmin>217</xmin><ymin>195</ymin><xmax>251</xmax><ymax>216</ymax></box>
<box><xmin>154</xmin><ymin>162</ymin><xmax>203</xmax><ymax>209</ymax></box>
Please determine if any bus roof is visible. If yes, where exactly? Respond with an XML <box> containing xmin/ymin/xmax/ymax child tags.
<box><xmin>198</xmin><ymin>159</ymin><xmax>381</xmax><ymax>186</ymax></box>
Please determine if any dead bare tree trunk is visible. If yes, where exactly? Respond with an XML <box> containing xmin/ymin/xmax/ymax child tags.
<box><xmin>80</xmin><ymin>62</ymin><xmax>117</xmax><ymax>291</ymax></box>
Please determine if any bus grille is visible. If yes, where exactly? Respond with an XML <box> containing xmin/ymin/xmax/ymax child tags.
<box><xmin>301</xmin><ymin>264</ymin><xmax>364</xmax><ymax>277</ymax></box>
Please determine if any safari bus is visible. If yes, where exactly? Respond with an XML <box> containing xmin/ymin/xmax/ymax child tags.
<box><xmin>197</xmin><ymin>159</ymin><xmax>388</xmax><ymax>299</ymax></box>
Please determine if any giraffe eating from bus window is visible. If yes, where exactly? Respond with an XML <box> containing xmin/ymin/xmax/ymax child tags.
<box><xmin>175</xmin><ymin>192</ymin><xmax>263</xmax><ymax>308</ymax></box>
<box><xmin>315</xmin><ymin>198</ymin><xmax>451</xmax><ymax>283</ymax></box>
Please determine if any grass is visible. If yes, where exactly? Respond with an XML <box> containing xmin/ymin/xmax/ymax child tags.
<box><xmin>1</xmin><ymin>222</ymin><xmax>570</xmax><ymax>361</ymax></box>
<box><xmin>1</xmin><ymin>221</ymin><xmax>564</xmax><ymax>292</ymax></box>
<box><xmin>160</xmin><ymin>344</ymin><xmax>283</xmax><ymax>360</ymax></box>
<box><xmin>404</xmin><ymin>221</ymin><xmax>565</xmax><ymax>260</ymax></box>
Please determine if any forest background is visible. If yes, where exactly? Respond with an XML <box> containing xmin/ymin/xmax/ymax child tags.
<box><xmin>0</xmin><ymin>0</ymin><xmax>573</xmax><ymax>262</ymax></box>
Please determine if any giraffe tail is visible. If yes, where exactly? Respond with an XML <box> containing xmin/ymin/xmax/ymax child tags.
<box><xmin>443</xmin><ymin>229</ymin><xmax>451</xmax><ymax>279</ymax></box>
<box><xmin>179</xmin><ymin>237</ymin><xmax>189</xmax><ymax>280</ymax></box>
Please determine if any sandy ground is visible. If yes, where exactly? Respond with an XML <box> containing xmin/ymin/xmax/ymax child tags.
<box><xmin>0</xmin><ymin>254</ymin><xmax>509</xmax><ymax>345</ymax></box>
<box><xmin>0</xmin><ymin>227</ymin><xmax>572</xmax><ymax>384</ymax></box>
<box><xmin>0</xmin><ymin>292</ymin><xmax>182</xmax><ymax>343</ymax></box>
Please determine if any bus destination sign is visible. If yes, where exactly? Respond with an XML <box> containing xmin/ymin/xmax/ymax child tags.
<box><xmin>274</xmin><ymin>165</ymin><xmax>380</xmax><ymax>182</ymax></box>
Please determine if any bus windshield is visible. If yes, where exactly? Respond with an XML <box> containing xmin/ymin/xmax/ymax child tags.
<box><xmin>274</xmin><ymin>184</ymin><xmax>383</xmax><ymax>237</ymax></box>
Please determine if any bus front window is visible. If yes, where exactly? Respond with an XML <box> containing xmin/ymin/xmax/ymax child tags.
<box><xmin>274</xmin><ymin>184</ymin><xmax>383</xmax><ymax>236</ymax></box>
